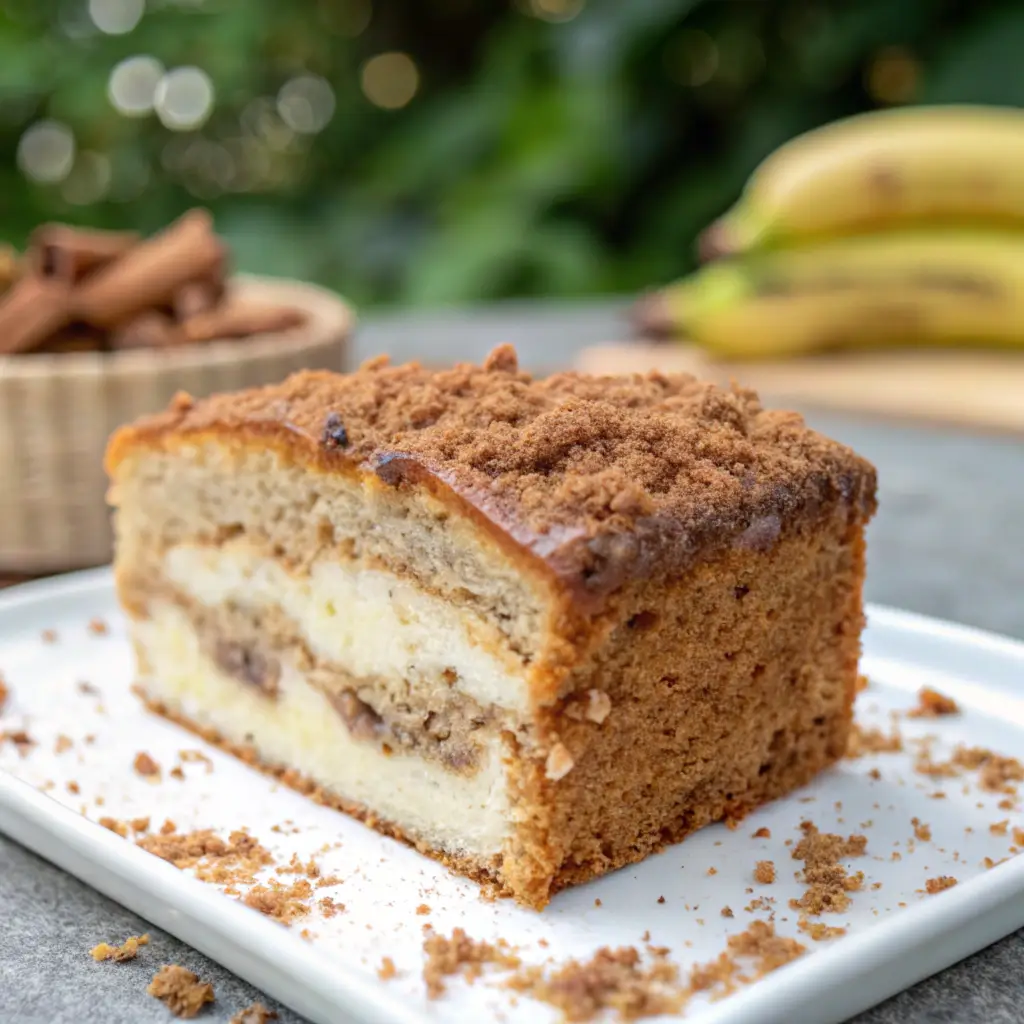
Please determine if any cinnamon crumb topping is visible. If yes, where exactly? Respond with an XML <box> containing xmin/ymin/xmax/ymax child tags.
<box><xmin>99</xmin><ymin>817</ymin><xmax>130</xmax><ymax>838</ymax></box>
<box><xmin>91</xmin><ymin>933</ymin><xmax>150</xmax><ymax>962</ymax></box>
<box><xmin>112</xmin><ymin>351</ymin><xmax>875</xmax><ymax>597</ymax></box>
<box><xmin>924</xmin><ymin>876</ymin><xmax>957</xmax><ymax>894</ymax></box>
<box><xmin>753</xmin><ymin>861</ymin><xmax>776</xmax><ymax>885</ymax></box>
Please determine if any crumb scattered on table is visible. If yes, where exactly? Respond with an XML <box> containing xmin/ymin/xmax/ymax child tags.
<box><xmin>912</xmin><ymin>818</ymin><xmax>932</xmax><ymax>842</ymax></box>
<box><xmin>751</xmin><ymin>827</ymin><xmax>771</xmax><ymax>839</ymax></box>
<box><xmin>147</xmin><ymin>965</ymin><xmax>215</xmax><ymax>1019</ymax></box>
<box><xmin>41</xmin><ymin>629</ymin><xmax>58</xmax><ymax>644</ymax></box>
<box><xmin>377</xmin><ymin>957</ymin><xmax>397</xmax><ymax>981</ymax></box>
<box><xmin>91</xmin><ymin>933</ymin><xmax>150</xmax><ymax>962</ymax></box>
<box><xmin>753</xmin><ymin>861</ymin><xmax>776</xmax><ymax>885</ymax></box>
<box><xmin>229</xmin><ymin>1003</ymin><xmax>278</xmax><ymax>1024</ymax></box>
<box><xmin>87</xmin><ymin>617</ymin><xmax>109</xmax><ymax>636</ymax></box>
<box><xmin>924</xmin><ymin>876</ymin><xmax>958</xmax><ymax>894</ymax></box>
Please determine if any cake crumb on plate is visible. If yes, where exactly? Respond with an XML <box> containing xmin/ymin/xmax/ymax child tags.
<box><xmin>907</xmin><ymin>687</ymin><xmax>959</xmax><ymax>718</ymax></box>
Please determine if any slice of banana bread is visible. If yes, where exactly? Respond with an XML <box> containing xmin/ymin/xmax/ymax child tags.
<box><xmin>105</xmin><ymin>345</ymin><xmax>877</xmax><ymax>909</ymax></box>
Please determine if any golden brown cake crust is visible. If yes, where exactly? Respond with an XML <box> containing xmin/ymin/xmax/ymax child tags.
<box><xmin>106</xmin><ymin>345</ymin><xmax>876</xmax><ymax>603</ymax></box>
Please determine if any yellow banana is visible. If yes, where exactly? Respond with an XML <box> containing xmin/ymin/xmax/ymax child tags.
<box><xmin>646</xmin><ymin>230</ymin><xmax>1024</xmax><ymax>359</ymax></box>
<box><xmin>703</xmin><ymin>105</ymin><xmax>1024</xmax><ymax>256</ymax></box>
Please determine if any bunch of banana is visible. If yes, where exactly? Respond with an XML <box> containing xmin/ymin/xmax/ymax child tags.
<box><xmin>637</xmin><ymin>105</ymin><xmax>1024</xmax><ymax>358</ymax></box>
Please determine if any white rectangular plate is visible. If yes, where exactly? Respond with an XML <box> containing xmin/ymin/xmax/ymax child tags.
<box><xmin>1</xmin><ymin>569</ymin><xmax>1023</xmax><ymax>1024</ymax></box>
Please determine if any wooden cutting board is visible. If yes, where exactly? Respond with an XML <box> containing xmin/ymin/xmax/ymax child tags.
<box><xmin>576</xmin><ymin>344</ymin><xmax>1024</xmax><ymax>434</ymax></box>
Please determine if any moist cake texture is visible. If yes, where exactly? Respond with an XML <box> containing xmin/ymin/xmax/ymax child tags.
<box><xmin>105</xmin><ymin>345</ymin><xmax>877</xmax><ymax>909</ymax></box>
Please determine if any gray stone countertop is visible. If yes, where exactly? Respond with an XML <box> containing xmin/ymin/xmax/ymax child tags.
<box><xmin>2</xmin><ymin>301</ymin><xmax>1022</xmax><ymax>1023</ymax></box>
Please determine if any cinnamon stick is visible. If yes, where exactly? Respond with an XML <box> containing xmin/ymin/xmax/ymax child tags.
<box><xmin>173</xmin><ymin>279</ymin><xmax>219</xmax><ymax>322</ymax></box>
<box><xmin>34</xmin><ymin>324</ymin><xmax>108</xmax><ymax>354</ymax></box>
<box><xmin>71</xmin><ymin>209</ymin><xmax>226</xmax><ymax>329</ymax></box>
<box><xmin>0</xmin><ymin>245</ymin><xmax>20</xmax><ymax>292</ymax></box>
<box><xmin>29</xmin><ymin>225</ymin><xmax>139</xmax><ymax>285</ymax></box>
<box><xmin>182</xmin><ymin>303</ymin><xmax>306</xmax><ymax>343</ymax></box>
<box><xmin>0</xmin><ymin>275</ymin><xmax>70</xmax><ymax>355</ymax></box>
<box><xmin>109</xmin><ymin>311</ymin><xmax>184</xmax><ymax>350</ymax></box>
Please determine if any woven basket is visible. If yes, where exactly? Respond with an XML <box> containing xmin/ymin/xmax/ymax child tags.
<box><xmin>0</xmin><ymin>273</ymin><xmax>353</xmax><ymax>574</ymax></box>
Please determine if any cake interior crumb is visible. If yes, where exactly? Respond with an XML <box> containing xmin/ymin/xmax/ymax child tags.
<box><xmin>147</xmin><ymin>965</ymin><xmax>215</xmax><ymax>1019</ymax></box>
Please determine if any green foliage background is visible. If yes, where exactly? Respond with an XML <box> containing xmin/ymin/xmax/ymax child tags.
<box><xmin>0</xmin><ymin>0</ymin><xmax>1020</xmax><ymax>308</ymax></box>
